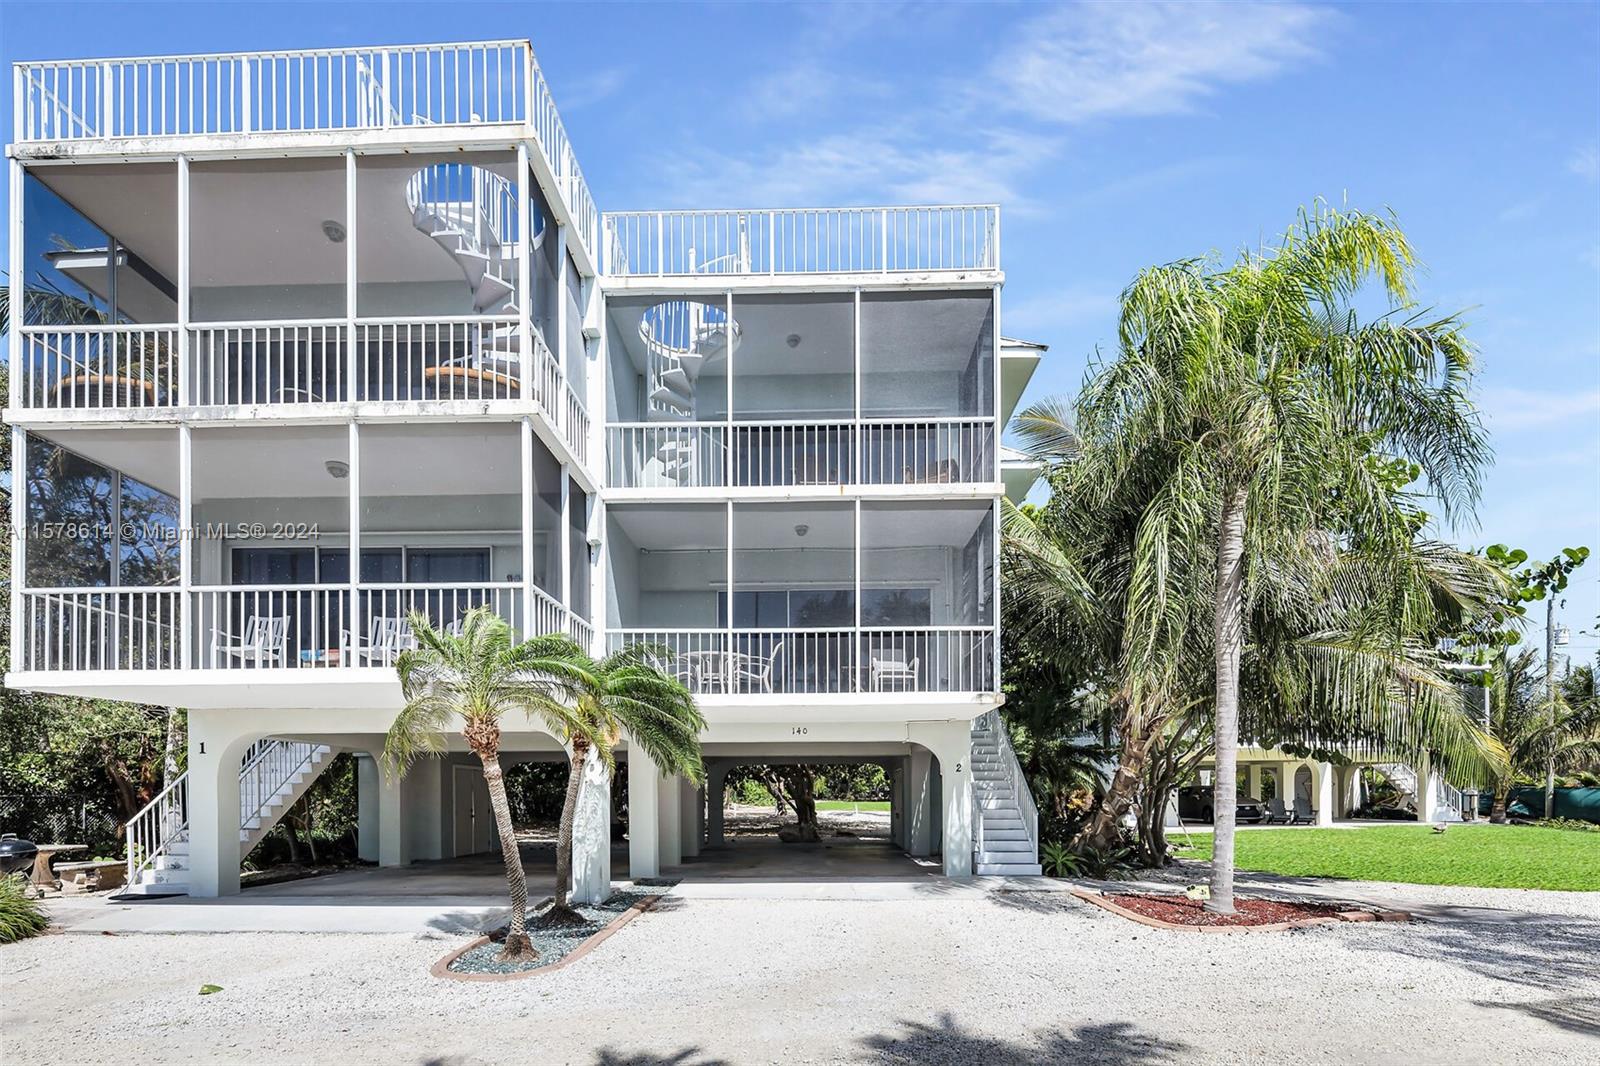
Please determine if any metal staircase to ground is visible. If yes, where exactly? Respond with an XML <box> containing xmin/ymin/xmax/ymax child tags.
<box><xmin>970</xmin><ymin>711</ymin><xmax>1043</xmax><ymax>875</ymax></box>
<box><xmin>121</xmin><ymin>740</ymin><xmax>335</xmax><ymax>896</ymax></box>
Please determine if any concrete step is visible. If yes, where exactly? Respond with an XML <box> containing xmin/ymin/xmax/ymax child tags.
<box><xmin>119</xmin><ymin>880</ymin><xmax>190</xmax><ymax>897</ymax></box>
<box><xmin>981</xmin><ymin>827</ymin><xmax>1030</xmax><ymax>841</ymax></box>
<box><xmin>975</xmin><ymin>862</ymin><xmax>1042</xmax><ymax>876</ymax></box>
<box><xmin>979</xmin><ymin>838</ymin><xmax>1034</xmax><ymax>854</ymax></box>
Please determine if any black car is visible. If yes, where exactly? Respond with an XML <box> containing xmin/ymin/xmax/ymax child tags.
<box><xmin>1177</xmin><ymin>786</ymin><xmax>1266</xmax><ymax>824</ymax></box>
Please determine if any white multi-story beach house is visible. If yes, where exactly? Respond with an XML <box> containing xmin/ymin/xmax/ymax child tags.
<box><xmin>5</xmin><ymin>40</ymin><xmax>1049</xmax><ymax>897</ymax></box>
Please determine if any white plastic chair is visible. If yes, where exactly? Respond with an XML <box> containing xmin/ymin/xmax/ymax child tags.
<box><xmin>213</xmin><ymin>614</ymin><xmax>289</xmax><ymax>668</ymax></box>
<box><xmin>870</xmin><ymin>653</ymin><xmax>920</xmax><ymax>692</ymax></box>
<box><xmin>344</xmin><ymin>616</ymin><xmax>417</xmax><ymax>667</ymax></box>
<box><xmin>731</xmin><ymin>641</ymin><xmax>784</xmax><ymax>693</ymax></box>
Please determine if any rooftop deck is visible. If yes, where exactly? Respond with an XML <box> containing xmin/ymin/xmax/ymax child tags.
<box><xmin>11</xmin><ymin>40</ymin><xmax>599</xmax><ymax>265</ymax></box>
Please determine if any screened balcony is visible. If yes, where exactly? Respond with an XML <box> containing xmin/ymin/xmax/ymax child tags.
<box><xmin>604</xmin><ymin>290</ymin><xmax>996</xmax><ymax>491</ymax></box>
<box><xmin>605</xmin><ymin>501</ymin><xmax>997</xmax><ymax>695</ymax></box>
<box><xmin>13</xmin><ymin>424</ymin><xmax>593</xmax><ymax>677</ymax></box>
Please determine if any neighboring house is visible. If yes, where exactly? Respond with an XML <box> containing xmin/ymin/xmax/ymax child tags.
<box><xmin>5</xmin><ymin>40</ymin><xmax>1044</xmax><ymax>897</ymax></box>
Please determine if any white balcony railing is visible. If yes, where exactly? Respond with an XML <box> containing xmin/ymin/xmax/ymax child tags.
<box><xmin>605</xmin><ymin>418</ymin><xmax>996</xmax><ymax>490</ymax></box>
<box><xmin>192</xmin><ymin>320</ymin><xmax>348</xmax><ymax>405</ymax></box>
<box><xmin>605</xmin><ymin>627</ymin><xmax>996</xmax><ymax>695</ymax></box>
<box><xmin>17</xmin><ymin>325</ymin><xmax>180</xmax><ymax>410</ymax></box>
<box><xmin>20</xmin><ymin>588</ymin><xmax>180</xmax><ymax>671</ymax></box>
<box><xmin>564</xmin><ymin>385</ymin><xmax>591</xmax><ymax>465</ymax></box>
<box><xmin>9</xmin><ymin>584</ymin><xmax>590</xmax><ymax>674</ymax></box>
<box><xmin>355</xmin><ymin>316</ymin><xmax>520</xmax><ymax>403</ymax></box>
<box><xmin>602</xmin><ymin>206</ymin><xmax>999</xmax><ymax>277</ymax></box>
<box><xmin>15</xmin><ymin>40</ymin><xmax>598</xmax><ymax>259</ymax></box>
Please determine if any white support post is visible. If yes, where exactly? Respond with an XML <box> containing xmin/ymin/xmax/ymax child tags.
<box><xmin>177</xmin><ymin>155</ymin><xmax>189</xmax><ymax>407</ymax></box>
<box><xmin>990</xmin><ymin>283</ymin><xmax>1002</xmax><ymax>683</ymax></box>
<box><xmin>1280</xmin><ymin>761</ymin><xmax>1301</xmax><ymax>813</ymax></box>
<box><xmin>1314</xmin><ymin>761</ymin><xmax>1335</xmax><ymax>826</ymax></box>
<box><xmin>559</xmin><ymin>465</ymin><xmax>571</xmax><ymax>614</ymax></box>
<box><xmin>520</xmin><ymin>418</ymin><xmax>535</xmax><ymax>636</ymax></box>
<box><xmin>1246</xmin><ymin>764</ymin><xmax>1262</xmax><ymax>801</ymax></box>
<box><xmin>679</xmin><ymin>778</ymin><xmax>700</xmax><ymax>859</ymax></box>
<box><xmin>706</xmin><ymin>762</ymin><xmax>728</xmax><ymax>848</ymax></box>
<box><xmin>185</xmin><ymin>712</ymin><xmax>250</xmax><ymax>897</ymax></box>
<box><xmin>556</xmin><ymin>223</ymin><xmax>569</xmax><ymax>382</ymax></box>
<box><xmin>1417</xmin><ymin>753</ymin><xmax>1440</xmax><ymax>824</ymax></box>
<box><xmin>905</xmin><ymin>747</ymin><xmax>935</xmax><ymax>857</ymax></box>
<box><xmin>345</xmin><ymin>150</ymin><xmax>357</xmax><ymax>402</ymax></box>
<box><xmin>178</xmin><ymin>423</ymin><xmax>193</xmax><ymax>669</ymax></box>
<box><xmin>725</xmin><ymin>290</ymin><xmax>735</xmax><ymax>480</ymax></box>
<box><xmin>10</xmin><ymin>428</ymin><xmax>25</xmax><ymax>672</ymax></box>
<box><xmin>627</xmin><ymin>747</ymin><xmax>661</xmax><ymax>878</ymax></box>
<box><xmin>570</xmin><ymin>744</ymin><xmax>612</xmax><ymax>904</ymax></box>
<box><xmin>356</xmin><ymin>754</ymin><xmax>380</xmax><ymax>862</ymax></box>
<box><xmin>657</xmin><ymin>769</ymin><xmax>682</xmax><ymax>868</ymax></box>
<box><xmin>347</xmin><ymin>422</ymin><xmax>360</xmax><ymax>665</ymax></box>
<box><xmin>516</xmin><ymin>143</ymin><xmax>531</xmax><ymax>398</ymax></box>
<box><xmin>8</xmin><ymin>159</ymin><xmax>21</xmax><ymax>411</ymax></box>
<box><xmin>908</xmin><ymin>721</ymin><xmax>974</xmax><ymax>877</ymax></box>
<box><xmin>853</xmin><ymin>288</ymin><xmax>861</xmax><ymax>485</ymax></box>
<box><xmin>377</xmin><ymin>763</ymin><xmax>411</xmax><ymax>867</ymax></box>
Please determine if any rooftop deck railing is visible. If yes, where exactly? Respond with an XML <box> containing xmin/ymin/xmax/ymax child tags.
<box><xmin>13</xmin><ymin>40</ymin><xmax>598</xmax><ymax>258</ymax></box>
<box><xmin>601</xmin><ymin>206</ymin><xmax>999</xmax><ymax>278</ymax></box>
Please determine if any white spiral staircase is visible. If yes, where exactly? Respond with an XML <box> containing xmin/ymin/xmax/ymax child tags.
<box><xmin>405</xmin><ymin>162</ymin><xmax>543</xmax><ymax>392</ymax></box>
<box><xmin>971</xmin><ymin>712</ymin><xmax>1042</xmax><ymax>875</ymax></box>
<box><xmin>121</xmin><ymin>741</ymin><xmax>334</xmax><ymax>897</ymax></box>
<box><xmin>639</xmin><ymin>291</ymin><xmax>740</xmax><ymax>482</ymax></box>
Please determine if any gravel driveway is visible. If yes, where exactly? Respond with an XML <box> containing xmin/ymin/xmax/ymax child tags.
<box><xmin>3</xmin><ymin>878</ymin><xmax>1596</xmax><ymax>1064</ymax></box>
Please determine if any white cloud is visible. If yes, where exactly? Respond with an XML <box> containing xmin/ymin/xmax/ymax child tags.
<box><xmin>988</xmin><ymin>2</ymin><xmax>1330</xmax><ymax>125</ymax></box>
<box><xmin>1481</xmin><ymin>386</ymin><xmax>1600</xmax><ymax>431</ymax></box>
<box><xmin>1004</xmin><ymin>283</ymin><xmax>1121</xmax><ymax>335</ymax></box>
<box><xmin>1570</xmin><ymin>145</ymin><xmax>1600</xmax><ymax>182</ymax></box>
<box><xmin>556</xmin><ymin>67</ymin><xmax>627</xmax><ymax>111</ymax></box>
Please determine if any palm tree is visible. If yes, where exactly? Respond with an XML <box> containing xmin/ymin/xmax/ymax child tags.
<box><xmin>544</xmin><ymin>643</ymin><xmax>705</xmax><ymax>923</ymax></box>
<box><xmin>1094</xmin><ymin>205</ymin><xmax>1494</xmax><ymax>910</ymax></box>
<box><xmin>382</xmin><ymin>608</ymin><xmax>581</xmax><ymax>962</ymax></box>
<box><xmin>1486</xmin><ymin>651</ymin><xmax>1600</xmax><ymax>821</ymax></box>
<box><xmin>1017</xmin><ymin>204</ymin><xmax>1499</xmax><ymax>909</ymax></box>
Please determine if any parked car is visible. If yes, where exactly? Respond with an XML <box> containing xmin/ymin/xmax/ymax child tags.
<box><xmin>1177</xmin><ymin>787</ymin><xmax>1267</xmax><ymax>824</ymax></box>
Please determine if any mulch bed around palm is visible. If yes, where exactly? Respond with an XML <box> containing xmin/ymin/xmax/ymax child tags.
<box><xmin>441</xmin><ymin>890</ymin><xmax>657</xmax><ymax>977</ymax></box>
<box><xmin>1105</xmin><ymin>892</ymin><xmax>1350</xmax><ymax>927</ymax></box>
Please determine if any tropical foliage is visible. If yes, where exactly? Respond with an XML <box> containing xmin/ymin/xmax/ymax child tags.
<box><xmin>0</xmin><ymin>875</ymin><xmax>49</xmax><ymax>943</ymax></box>
<box><xmin>1005</xmin><ymin>204</ymin><xmax>1507</xmax><ymax>910</ymax></box>
<box><xmin>383</xmin><ymin>609</ymin><xmax>583</xmax><ymax>962</ymax></box>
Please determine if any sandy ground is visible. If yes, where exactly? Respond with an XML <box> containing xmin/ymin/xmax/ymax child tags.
<box><xmin>4</xmin><ymin>870</ymin><xmax>1597</xmax><ymax>1065</ymax></box>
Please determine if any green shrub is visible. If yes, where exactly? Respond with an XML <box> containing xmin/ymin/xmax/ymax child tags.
<box><xmin>1538</xmin><ymin>817</ymin><xmax>1600</xmax><ymax>833</ymax></box>
<box><xmin>0</xmin><ymin>875</ymin><xmax>49</xmax><ymax>943</ymax></box>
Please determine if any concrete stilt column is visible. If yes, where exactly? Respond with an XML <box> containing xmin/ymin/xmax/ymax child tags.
<box><xmin>185</xmin><ymin>713</ymin><xmax>253</xmax><ymax>898</ymax></box>
<box><xmin>1344</xmin><ymin>765</ymin><xmax>1364</xmax><ymax>816</ymax></box>
<box><xmin>1314</xmin><ymin>762</ymin><xmax>1336</xmax><ymax>826</ymax></box>
<box><xmin>706</xmin><ymin>762</ymin><xmax>729</xmax><ymax>847</ymax></box>
<box><xmin>906</xmin><ymin>747</ymin><xmax>935</xmax><ymax>857</ymax></box>
<box><xmin>1416</xmin><ymin>754</ymin><xmax>1440</xmax><ymax>823</ymax></box>
<box><xmin>908</xmin><ymin>721</ymin><xmax>975</xmax><ymax>878</ymax></box>
<box><xmin>888</xmin><ymin>758</ymin><xmax>906</xmax><ymax>849</ymax></box>
<box><xmin>657</xmin><ymin>771</ymin><xmax>682</xmax><ymax>868</ymax></box>
<box><xmin>679</xmin><ymin>779</ymin><xmax>701</xmax><ymax>859</ymax></box>
<box><xmin>409</xmin><ymin>758</ymin><xmax>444</xmax><ymax>861</ymax></box>
<box><xmin>356</xmin><ymin>754</ymin><xmax>380</xmax><ymax>863</ymax></box>
<box><xmin>570</xmin><ymin>745</ymin><xmax>612</xmax><ymax>905</ymax></box>
<box><xmin>378</xmin><ymin>761</ymin><xmax>412</xmax><ymax>868</ymax></box>
<box><xmin>627</xmin><ymin>750</ymin><xmax>661</xmax><ymax>879</ymax></box>
<box><xmin>1280</xmin><ymin>761</ymin><xmax>1302</xmax><ymax>813</ymax></box>
<box><xmin>1246</xmin><ymin>763</ymin><xmax>1262</xmax><ymax>800</ymax></box>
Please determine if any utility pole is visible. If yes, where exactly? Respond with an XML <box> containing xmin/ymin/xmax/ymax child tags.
<box><xmin>1545</xmin><ymin>595</ymin><xmax>1556</xmax><ymax>820</ymax></box>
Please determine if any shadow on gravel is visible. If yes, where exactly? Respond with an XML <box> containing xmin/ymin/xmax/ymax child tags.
<box><xmin>592</xmin><ymin>1050</ymin><xmax>730</xmax><ymax>1066</ymax></box>
<box><xmin>1478</xmin><ymin>995</ymin><xmax>1600</xmax><ymax>1039</ymax></box>
<box><xmin>985</xmin><ymin>888</ymin><xmax>1075</xmax><ymax>914</ymax></box>
<box><xmin>861</xmin><ymin>1013</ymin><xmax>1190</xmax><ymax>1065</ymax></box>
<box><xmin>1346</xmin><ymin>913</ymin><xmax>1600</xmax><ymax>987</ymax></box>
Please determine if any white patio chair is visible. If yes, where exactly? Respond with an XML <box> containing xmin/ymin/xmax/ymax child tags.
<box><xmin>870</xmin><ymin>653</ymin><xmax>920</xmax><ymax>692</ymax></box>
<box><xmin>731</xmin><ymin>641</ymin><xmax>784</xmax><ymax>693</ymax></box>
<box><xmin>212</xmin><ymin>614</ymin><xmax>290</xmax><ymax>668</ymax></box>
<box><xmin>343</xmin><ymin>616</ymin><xmax>417</xmax><ymax>667</ymax></box>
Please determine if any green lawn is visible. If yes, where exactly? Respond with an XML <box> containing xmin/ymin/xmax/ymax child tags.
<box><xmin>1172</xmin><ymin>825</ymin><xmax>1600</xmax><ymax>891</ymax></box>
<box><xmin>815</xmin><ymin>800</ymin><xmax>891</xmax><ymax>812</ymax></box>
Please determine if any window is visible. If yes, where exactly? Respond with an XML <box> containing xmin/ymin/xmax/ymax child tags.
<box><xmin>231</xmin><ymin>548</ymin><xmax>314</xmax><ymax>585</ymax></box>
<box><xmin>716</xmin><ymin>587</ymin><xmax>928</xmax><ymax>626</ymax></box>
<box><xmin>862</xmin><ymin>588</ymin><xmax>932</xmax><ymax>626</ymax></box>
<box><xmin>406</xmin><ymin>548</ymin><xmax>490</xmax><ymax>583</ymax></box>
<box><xmin>317</xmin><ymin>549</ymin><xmax>403</xmax><ymax>584</ymax></box>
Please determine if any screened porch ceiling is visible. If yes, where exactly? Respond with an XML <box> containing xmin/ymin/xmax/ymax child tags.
<box><xmin>32</xmin><ymin>424</ymin><xmax>523</xmax><ymax>500</ymax></box>
<box><xmin>608</xmin><ymin>501</ymin><xmax>989</xmax><ymax>552</ymax></box>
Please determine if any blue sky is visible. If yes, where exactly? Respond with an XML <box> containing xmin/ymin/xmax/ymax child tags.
<box><xmin>3</xmin><ymin>1</ymin><xmax>1597</xmax><ymax>654</ymax></box>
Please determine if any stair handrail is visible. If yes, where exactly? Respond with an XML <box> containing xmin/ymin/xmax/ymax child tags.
<box><xmin>240</xmin><ymin>740</ymin><xmax>324</xmax><ymax>834</ymax></box>
<box><xmin>125</xmin><ymin>770</ymin><xmax>188</xmax><ymax>888</ymax></box>
<box><xmin>404</xmin><ymin>163</ymin><xmax>520</xmax><ymax>262</ymax></box>
<box><xmin>983</xmin><ymin>709</ymin><xmax>1038</xmax><ymax>852</ymax></box>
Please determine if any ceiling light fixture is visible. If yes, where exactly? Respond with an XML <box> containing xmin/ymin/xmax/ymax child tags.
<box><xmin>325</xmin><ymin>459</ymin><xmax>350</xmax><ymax>479</ymax></box>
<box><xmin>786</xmin><ymin>333</ymin><xmax>802</xmax><ymax>349</ymax></box>
<box><xmin>794</xmin><ymin>524</ymin><xmax>809</xmax><ymax>538</ymax></box>
<box><xmin>321</xmin><ymin>219</ymin><xmax>347</xmax><ymax>244</ymax></box>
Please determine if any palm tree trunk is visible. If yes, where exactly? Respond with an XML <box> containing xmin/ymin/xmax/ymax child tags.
<box><xmin>1072</xmin><ymin>710</ymin><xmax>1154</xmax><ymax>853</ymax></box>
<box><xmin>549</xmin><ymin>736</ymin><xmax>590</xmax><ymax>920</ymax></box>
<box><xmin>478</xmin><ymin>750</ymin><xmax>537</xmax><ymax>962</ymax></box>
<box><xmin>1490</xmin><ymin>780</ymin><xmax>1509</xmax><ymax>824</ymax></box>
<box><xmin>1207</xmin><ymin>486</ymin><xmax>1248</xmax><ymax>914</ymax></box>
